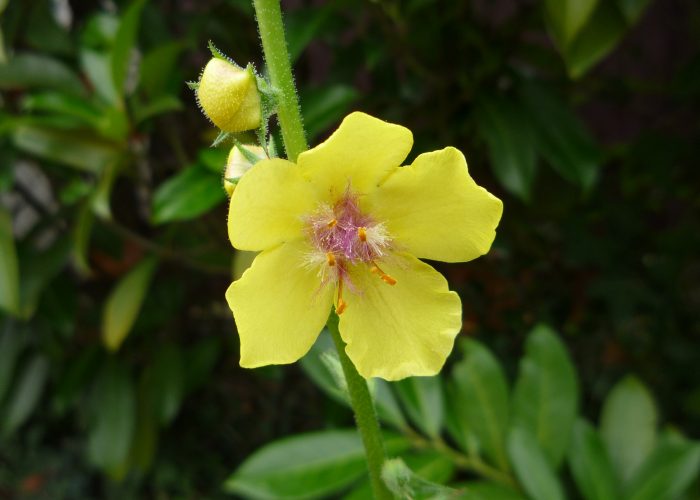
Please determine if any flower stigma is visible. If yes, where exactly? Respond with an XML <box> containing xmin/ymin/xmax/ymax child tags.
<box><xmin>304</xmin><ymin>188</ymin><xmax>394</xmax><ymax>314</ymax></box>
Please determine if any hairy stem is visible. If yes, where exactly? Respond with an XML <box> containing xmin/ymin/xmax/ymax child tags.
<box><xmin>327</xmin><ymin>313</ymin><xmax>393</xmax><ymax>500</ymax></box>
<box><xmin>252</xmin><ymin>0</ymin><xmax>308</xmax><ymax>162</ymax></box>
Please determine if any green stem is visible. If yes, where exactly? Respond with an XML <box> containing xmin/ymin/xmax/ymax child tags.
<box><xmin>327</xmin><ymin>314</ymin><xmax>393</xmax><ymax>500</ymax></box>
<box><xmin>252</xmin><ymin>3</ymin><xmax>390</xmax><ymax>496</ymax></box>
<box><xmin>252</xmin><ymin>0</ymin><xmax>308</xmax><ymax>162</ymax></box>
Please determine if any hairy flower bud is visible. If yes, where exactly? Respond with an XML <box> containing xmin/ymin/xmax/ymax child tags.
<box><xmin>224</xmin><ymin>144</ymin><xmax>265</xmax><ymax>196</ymax></box>
<box><xmin>197</xmin><ymin>59</ymin><xmax>261</xmax><ymax>132</ymax></box>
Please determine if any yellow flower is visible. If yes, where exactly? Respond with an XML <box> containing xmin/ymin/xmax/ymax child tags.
<box><xmin>196</xmin><ymin>59</ymin><xmax>261</xmax><ymax>132</ymax></box>
<box><xmin>226</xmin><ymin>112</ymin><xmax>503</xmax><ymax>380</ymax></box>
<box><xmin>224</xmin><ymin>144</ymin><xmax>265</xmax><ymax>196</ymax></box>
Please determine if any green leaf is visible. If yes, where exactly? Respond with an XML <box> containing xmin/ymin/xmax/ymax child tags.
<box><xmin>568</xmin><ymin>419</ymin><xmax>619</xmax><ymax>500</ymax></box>
<box><xmin>0</xmin><ymin>208</ymin><xmax>20</xmax><ymax>316</ymax></box>
<box><xmin>111</xmin><ymin>0</ymin><xmax>147</xmax><ymax>95</ymax></box>
<box><xmin>373</xmin><ymin>379</ymin><xmax>408</xmax><ymax>431</ymax></box>
<box><xmin>544</xmin><ymin>0</ymin><xmax>600</xmax><ymax>47</ymax></box>
<box><xmin>0</xmin><ymin>53</ymin><xmax>85</xmax><ymax>94</ymax></box>
<box><xmin>512</xmin><ymin>324</ymin><xmax>579</xmax><ymax>468</ymax></box>
<box><xmin>519</xmin><ymin>81</ymin><xmax>601</xmax><ymax>191</ymax></box>
<box><xmin>132</xmin><ymin>94</ymin><xmax>183</xmax><ymax>124</ymax></box>
<box><xmin>0</xmin><ymin>324</ymin><xmax>26</xmax><ymax>406</ymax></box>
<box><xmin>145</xmin><ymin>343</ymin><xmax>184</xmax><ymax>426</ymax></box>
<box><xmin>12</xmin><ymin>124</ymin><xmax>121</xmax><ymax>172</ymax></box>
<box><xmin>87</xmin><ymin>359</ymin><xmax>136</xmax><ymax>474</ymax></box>
<box><xmin>345</xmin><ymin>451</ymin><xmax>454</xmax><ymax>500</ymax></box>
<box><xmin>140</xmin><ymin>41</ymin><xmax>185</xmax><ymax>97</ymax></box>
<box><xmin>452</xmin><ymin>339</ymin><xmax>510</xmax><ymax>470</ymax></box>
<box><xmin>1</xmin><ymin>355</ymin><xmax>49</xmax><ymax>436</ymax></box>
<box><xmin>52</xmin><ymin>347</ymin><xmax>102</xmax><ymax>416</ymax></box>
<box><xmin>382</xmin><ymin>457</ymin><xmax>458</xmax><ymax>500</ymax></box>
<box><xmin>224</xmin><ymin>430</ymin><xmax>410</xmax><ymax>499</ymax></box>
<box><xmin>22</xmin><ymin>92</ymin><xmax>105</xmax><ymax>129</ymax></box>
<box><xmin>151</xmin><ymin>165</ymin><xmax>227</xmax><ymax>224</ymax></box>
<box><xmin>72</xmin><ymin>200</ymin><xmax>95</xmax><ymax>275</ymax></box>
<box><xmin>616</xmin><ymin>0</ymin><xmax>652</xmax><ymax>24</ymax></box>
<box><xmin>461</xmin><ymin>481</ymin><xmax>526</xmax><ymax>500</ymax></box>
<box><xmin>624</xmin><ymin>434</ymin><xmax>700</xmax><ymax>500</ymax></box>
<box><xmin>18</xmin><ymin>237</ymin><xmax>71</xmax><ymax>319</ymax></box>
<box><xmin>80</xmin><ymin>49</ymin><xmax>120</xmax><ymax>107</ymax></box>
<box><xmin>286</xmin><ymin>7</ymin><xmax>330</xmax><ymax>63</ymax></box>
<box><xmin>444</xmin><ymin>380</ymin><xmax>477</xmax><ymax>454</ymax></box>
<box><xmin>600</xmin><ymin>376</ymin><xmax>657</xmax><ymax>483</ymax></box>
<box><xmin>474</xmin><ymin>95</ymin><xmax>537</xmax><ymax>202</ymax></box>
<box><xmin>301</xmin><ymin>85</ymin><xmax>359</xmax><ymax>140</ymax></box>
<box><xmin>507</xmin><ymin>426</ymin><xmax>565</xmax><ymax>500</ymax></box>
<box><xmin>101</xmin><ymin>256</ymin><xmax>158</xmax><ymax>352</ymax></box>
<box><xmin>562</xmin><ymin>3</ymin><xmax>627</xmax><ymax>79</ymax></box>
<box><xmin>394</xmin><ymin>376</ymin><xmax>444</xmax><ymax>438</ymax></box>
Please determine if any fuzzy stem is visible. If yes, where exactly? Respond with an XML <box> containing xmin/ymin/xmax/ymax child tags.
<box><xmin>252</xmin><ymin>0</ymin><xmax>308</xmax><ymax>162</ymax></box>
<box><xmin>327</xmin><ymin>313</ymin><xmax>393</xmax><ymax>500</ymax></box>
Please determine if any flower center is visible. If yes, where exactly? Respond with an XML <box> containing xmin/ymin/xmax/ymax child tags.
<box><xmin>303</xmin><ymin>189</ymin><xmax>395</xmax><ymax>314</ymax></box>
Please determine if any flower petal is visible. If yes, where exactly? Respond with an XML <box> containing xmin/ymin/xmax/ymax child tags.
<box><xmin>228</xmin><ymin>158</ymin><xmax>319</xmax><ymax>251</ymax></box>
<box><xmin>226</xmin><ymin>240</ymin><xmax>334</xmax><ymax>367</ymax></box>
<box><xmin>338</xmin><ymin>252</ymin><xmax>462</xmax><ymax>380</ymax></box>
<box><xmin>297</xmin><ymin>112</ymin><xmax>413</xmax><ymax>202</ymax></box>
<box><xmin>367</xmin><ymin>147</ymin><xmax>503</xmax><ymax>263</ymax></box>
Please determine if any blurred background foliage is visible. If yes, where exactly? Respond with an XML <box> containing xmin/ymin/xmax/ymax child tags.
<box><xmin>0</xmin><ymin>0</ymin><xmax>699</xmax><ymax>498</ymax></box>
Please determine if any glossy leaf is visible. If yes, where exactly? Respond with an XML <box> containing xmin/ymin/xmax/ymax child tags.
<box><xmin>382</xmin><ymin>457</ymin><xmax>458</xmax><ymax>500</ymax></box>
<box><xmin>568</xmin><ymin>419</ymin><xmax>619</xmax><ymax>500</ymax></box>
<box><xmin>508</xmin><ymin>426</ymin><xmax>565</xmax><ymax>500</ymax></box>
<box><xmin>22</xmin><ymin>92</ymin><xmax>104</xmax><ymax>129</ymax></box>
<box><xmin>87</xmin><ymin>360</ymin><xmax>136</xmax><ymax>474</ymax></box>
<box><xmin>512</xmin><ymin>324</ymin><xmax>579</xmax><ymax>468</ymax></box>
<box><xmin>345</xmin><ymin>451</ymin><xmax>454</xmax><ymax>500</ymax></box>
<box><xmin>451</xmin><ymin>339</ymin><xmax>510</xmax><ymax>470</ymax></box>
<box><xmin>0</xmin><ymin>53</ymin><xmax>85</xmax><ymax>94</ymax></box>
<box><xmin>140</xmin><ymin>41</ymin><xmax>185</xmax><ymax>97</ymax></box>
<box><xmin>101</xmin><ymin>256</ymin><xmax>158</xmax><ymax>352</ymax></box>
<box><xmin>0</xmin><ymin>324</ymin><xmax>26</xmax><ymax>405</ymax></box>
<box><xmin>286</xmin><ymin>6</ymin><xmax>330</xmax><ymax>62</ymax></box>
<box><xmin>151</xmin><ymin>165</ymin><xmax>226</xmax><ymax>224</ymax></box>
<box><xmin>12</xmin><ymin>124</ymin><xmax>120</xmax><ymax>172</ymax></box>
<box><xmin>462</xmin><ymin>482</ymin><xmax>526</xmax><ymax>500</ymax></box>
<box><xmin>520</xmin><ymin>81</ymin><xmax>601</xmax><ymax>191</ymax></box>
<box><xmin>1</xmin><ymin>355</ymin><xmax>49</xmax><ymax>436</ymax></box>
<box><xmin>475</xmin><ymin>94</ymin><xmax>537</xmax><ymax>202</ymax></box>
<box><xmin>600</xmin><ymin>376</ymin><xmax>657</xmax><ymax>483</ymax></box>
<box><xmin>224</xmin><ymin>430</ymin><xmax>410</xmax><ymax>499</ymax></box>
<box><xmin>544</xmin><ymin>0</ymin><xmax>599</xmax><ymax>47</ymax></box>
<box><xmin>18</xmin><ymin>237</ymin><xmax>71</xmax><ymax>319</ymax></box>
<box><xmin>301</xmin><ymin>85</ymin><xmax>359</xmax><ymax>140</ymax></box>
<box><xmin>624</xmin><ymin>434</ymin><xmax>700</xmax><ymax>500</ymax></box>
<box><xmin>563</xmin><ymin>3</ymin><xmax>627</xmax><ymax>79</ymax></box>
<box><xmin>0</xmin><ymin>208</ymin><xmax>20</xmax><ymax>315</ymax></box>
<box><xmin>617</xmin><ymin>0</ymin><xmax>652</xmax><ymax>24</ymax></box>
<box><xmin>80</xmin><ymin>49</ymin><xmax>120</xmax><ymax>107</ymax></box>
<box><xmin>146</xmin><ymin>343</ymin><xmax>184</xmax><ymax>426</ymax></box>
<box><xmin>111</xmin><ymin>0</ymin><xmax>147</xmax><ymax>94</ymax></box>
<box><xmin>394</xmin><ymin>376</ymin><xmax>444</xmax><ymax>438</ymax></box>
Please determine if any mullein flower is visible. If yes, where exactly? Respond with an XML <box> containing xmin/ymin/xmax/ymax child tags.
<box><xmin>226</xmin><ymin>112</ymin><xmax>503</xmax><ymax>380</ymax></box>
<box><xmin>196</xmin><ymin>58</ymin><xmax>261</xmax><ymax>132</ymax></box>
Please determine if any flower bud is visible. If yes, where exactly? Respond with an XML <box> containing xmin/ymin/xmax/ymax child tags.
<box><xmin>224</xmin><ymin>144</ymin><xmax>265</xmax><ymax>196</ymax></box>
<box><xmin>197</xmin><ymin>59</ymin><xmax>261</xmax><ymax>132</ymax></box>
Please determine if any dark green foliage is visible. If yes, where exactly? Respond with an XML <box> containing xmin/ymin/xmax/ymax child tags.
<box><xmin>1</xmin><ymin>0</ymin><xmax>699</xmax><ymax>497</ymax></box>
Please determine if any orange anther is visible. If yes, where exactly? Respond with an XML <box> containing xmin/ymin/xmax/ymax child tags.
<box><xmin>327</xmin><ymin>218</ymin><xmax>338</xmax><ymax>228</ymax></box>
<box><xmin>358</xmin><ymin>227</ymin><xmax>367</xmax><ymax>242</ymax></box>
<box><xmin>336</xmin><ymin>278</ymin><xmax>347</xmax><ymax>314</ymax></box>
<box><xmin>336</xmin><ymin>297</ymin><xmax>347</xmax><ymax>314</ymax></box>
<box><xmin>381</xmin><ymin>274</ymin><xmax>397</xmax><ymax>285</ymax></box>
<box><xmin>326</xmin><ymin>252</ymin><xmax>336</xmax><ymax>267</ymax></box>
